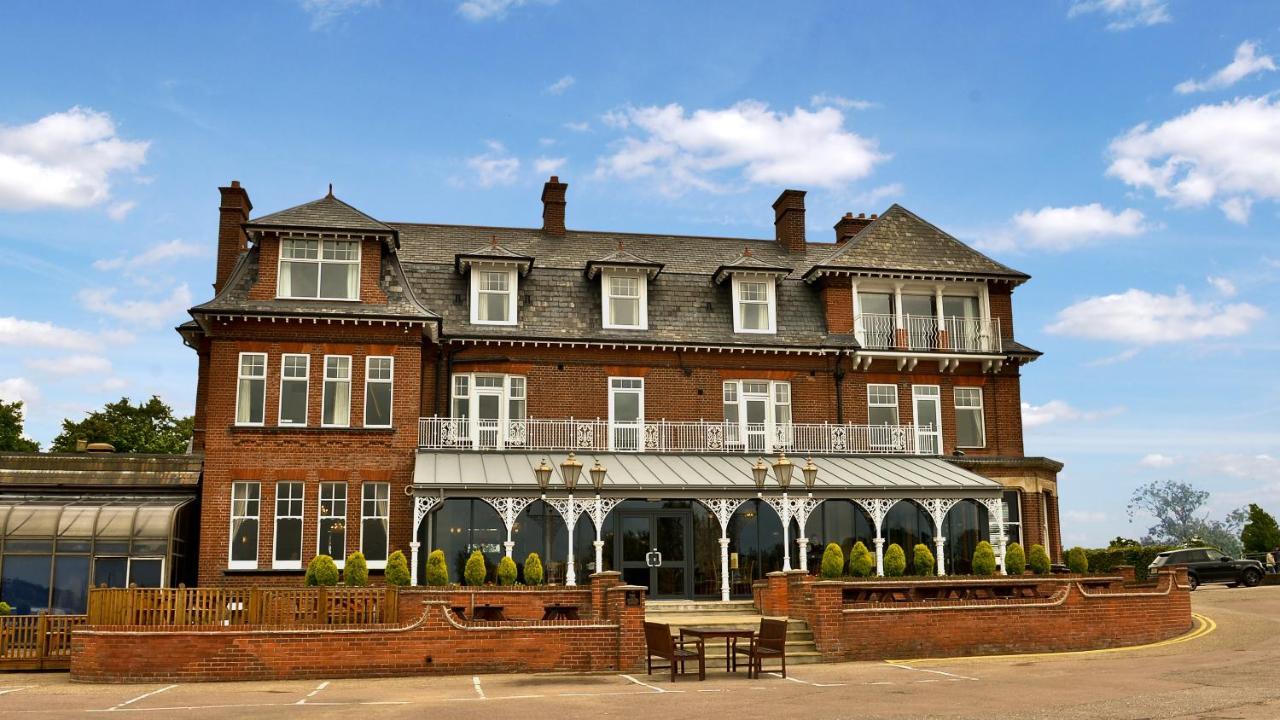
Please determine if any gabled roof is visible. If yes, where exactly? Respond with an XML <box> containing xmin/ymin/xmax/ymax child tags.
<box><xmin>712</xmin><ymin>251</ymin><xmax>793</xmax><ymax>285</ymax></box>
<box><xmin>583</xmin><ymin>245</ymin><xmax>664</xmax><ymax>279</ymax></box>
<box><xmin>804</xmin><ymin>205</ymin><xmax>1029</xmax><ymax>284</ymax></box>
<box><xmin>244</xmin><ymin>193</ymin><xmax>398</xmax><ymax>243</ymax></box>
<box><xmin>454</xmin><ymin>239</ymin><xmax>534</xmax><ymax>276</ymax></box>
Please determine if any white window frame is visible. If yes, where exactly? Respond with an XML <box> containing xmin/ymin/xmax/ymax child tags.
<box><xmin>363</xmin><ymin>355</ymin><xmax>394</xmax><ymax>428</ymax></box>
<box><xmin>276</xmin><ymin>237</ymin><xmax>362</xmax><ymax>301</ymax></box>
<box><xmin>602</xmin><ymin>270</ymin><xmax>648</xmax><ymax>330</ymax></box>
<box><xmin>912</xmin><ymin>384</ymin><xmax>943</xmax><ymax>455</ymax></box>
<box><xmin>278</xmin><ymin>353</ymin><xmax>310</xmax><ymax>426</ymax></box>
<box><xmin>449</xmin><ymin>373</ymin><xmax>527</xmax><ymax>449</ymax></box>
<box><xmin>321</xmin><ymin>355</ymin><xmax>352</xmax><ymax>428</ymax></box>
<box><xmin>318</xmin><ymin>481</ymin><xmax>348</xmax><ymax>567</ymax></box>
<box><xmin>608</xmin><ymin>377</ymin><xmax>645</xmax><ymax>451</ymax></box>
<box><xmin>867</xmin><ymin>384</ymin><xmax>899</xmax><ymax>426</ymax></box>
<box><xmin>235</xmin><ymin>352</ymin><xmax>267</xmax><ymax>427</ymax></box>
<box><xmin>954</xmin><ymin>386</ymin><xmax>986</xmax><ymax>448</ymax></box>
<box><xmin>722</xmin><ymin>379</ymin><xmax>791</xmax><ymax>451</ymax></box>
<box><xmin>469</xmin><ymin>266</ymin><xmax>518</xmax><ymax>326</ymax></box>
<box><xmin>731</xmin><ymin>275</ymin><xmax>777</xmax><ymax>334</ymax></box>
<box><xmin>228</xmin><ymin>481</ymin><xmax>261</xmax><ymax>570</ymax></box>
<box><xmin>851</xmin><ymin>279</ymin><xmax>991</xmax><ymax>350</ymax></box>
<box><xmin>272</xmin><ymin>482</ymin><xmax>305</xmax><ymax>570</ymax></box>
<box><xmin>360</xmin><ymin>482</ymin><xmax>391</xmax><ymax>569</ymax></box>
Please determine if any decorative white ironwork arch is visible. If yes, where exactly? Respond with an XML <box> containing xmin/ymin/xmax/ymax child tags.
<box><xmin>696</xmin><ymin>498</ymin><xmax>748</xmax><ymax>601</ymax></box>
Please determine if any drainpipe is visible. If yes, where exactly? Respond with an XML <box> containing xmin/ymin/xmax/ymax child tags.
<box><xmin>441</xmin><ymin>343</ymin><xmax>455</xmax><ymax>417</ymax></box>
<box><xmin>833</xmin><ymin>350</ymin><xmax>846</xmax><ymax>424</ymax></box>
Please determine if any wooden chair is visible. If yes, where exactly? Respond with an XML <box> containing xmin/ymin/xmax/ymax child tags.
<box><xmin>644</xmin><ymin>622</ymin><xmax>705</xmax><ymax>681</ymax></box>
<box><xmin>734</xmin><ymin>618</ymin><xmax>788</xmax><ymax>679</ymax></box>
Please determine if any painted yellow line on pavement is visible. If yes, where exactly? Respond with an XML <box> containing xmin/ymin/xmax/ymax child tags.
<box><xmin>886</xmin><ymin>613</ymin><xmax>1215</xmax><ymax>667</ymax></box>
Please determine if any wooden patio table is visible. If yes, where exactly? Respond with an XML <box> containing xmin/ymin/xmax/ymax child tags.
<box><xmin>679</xmin><ymin>627</ymin><xmax>756</xmax><ymax>673</ymax></box>
<box><xmin>541</xmin><ymin>604</ymin><xmax>580</xmax><ymax>621</ymax></box>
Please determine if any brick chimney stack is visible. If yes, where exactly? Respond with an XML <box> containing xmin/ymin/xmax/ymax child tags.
<box><xmin>541</xmin><ymin>175</ymin><xmax>567</xmax><ymax>236</ymax></box>
<box><xmin>215</xmin><ymin>181</ymin><xmax>252</xmax><ymax>293</ymax></box>
<box><xmin>834</xmin><ymin>212</ymin><xmax>873</xmax><ymax>245</ymax></box>
<box><xmin>772</xmin><ymin>189</ymin><xmax>807</xmax><ymax>253</ymax></box>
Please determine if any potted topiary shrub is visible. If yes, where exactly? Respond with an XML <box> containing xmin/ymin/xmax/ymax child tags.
<box><xmin>464</xmin><ymin>550</ymin><xmax>487</xmax><ymax>586</ymax></box>
<box><xmin>496</xmin><ymin>556</ymin><xmax>518</xmax><ymax>586</ymax></box>
<box><xmin>1066</xmin><ymin>546</ymin><xmax>1089</xmax><ymax>574</ymax></box>
<box><xmin>385</xmin><ymin>550</ymin><xmax>411</xmax><ymax>587</ymax></box>
<box><xmin>1005</xmin><ymin>542</ymin><xmax>1026</xmax><ymax>575</ymax></box>
<box><xmin>972</xmin><ymin>541</ymin><xmax>997</xmax><ymax>576</ymax></box>
<box><xmin>884</xmin><ymin>543</ymin><xmax>907</xmax><ymax>577</ymax></box>
<box><xmin>913</xmin><ymin>543</ymin><xmax>936</xmax><ymax>576</ymax></box>
<box><xmin>425</xmin><ymin>549</ymin><xmax>449</xmax><ymax>586</ymax></box>
<box><xmin>819</xmin><ymin>543</ymin><xmax>844</xmax><ymax>579</ymax></box>
<box><xmin>524</xmin><ymin>552</ymin><xmax>544</xmax><ymax>585</ymax></box>
<box><xmin>0</xmin><ymin>600</ymin><xmax>11</xmax><ymax>616</ymax></box>
<box><xmin>305</xmin><ymin>555</ymin><xmax>339</xmax><ymax>586</ymax></box>
<box><xmin>848</xmin><ymin>541</ymin><xmax>874</xmax><ymax>578</ymax></box>
<box><xmin>1028</xmin><ymin>544</ymin><xmax>1051</xmax><ymax>575</ymax></box>
<box><xmin>344</xmin><ymin>551</ymin><xmax>369</xmax><ymax>587</ymax></box>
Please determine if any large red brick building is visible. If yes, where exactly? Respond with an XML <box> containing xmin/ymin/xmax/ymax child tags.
<box><xmin>179</xmin><ymin>178</ymin><xmax>1062</xmax><ymax>598</ymax></box>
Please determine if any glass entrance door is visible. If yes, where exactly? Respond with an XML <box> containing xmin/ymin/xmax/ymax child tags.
<box><xmin>913</xmin><ymin>385</ymin><xmax>942</xmax><ymax>455</ymax></box>
<box><xmin>617</xmin><ymin>511</ymin><xmax>691</xmax><ymax>598</ymax></box>
<box><xmin>474</xmin><ymin>391</ymin><xmax>502</xmax><ymax>448</ymax></box>
<box><xmin>743</xmin><ymin>392</ymin><xmax>769</xmax><ymax>453</ymax></box>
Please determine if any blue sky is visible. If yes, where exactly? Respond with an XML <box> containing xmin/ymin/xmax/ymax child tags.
<box><xmin>1</xmin><ymin>0</ymin><xmax>1277</xmax><ymax>546</ymax></box>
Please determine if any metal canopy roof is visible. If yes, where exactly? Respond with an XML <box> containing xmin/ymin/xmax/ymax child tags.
<box><xmin>412</xmin><ymin>452</ymin><xmax>1001</xmax><ymax>496</ymax></box>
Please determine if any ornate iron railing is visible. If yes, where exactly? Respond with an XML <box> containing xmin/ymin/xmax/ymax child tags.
<box><xmin>854</xmin><ymin>313</ymin><xmax>1002</xmax><ymax>353</ymax></box>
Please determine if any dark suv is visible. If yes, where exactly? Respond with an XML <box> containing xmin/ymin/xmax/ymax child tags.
<box><xmin>1148</xmin><ymin>548</ymin><xmax>1264</xmax><ymax>590</ymax></box>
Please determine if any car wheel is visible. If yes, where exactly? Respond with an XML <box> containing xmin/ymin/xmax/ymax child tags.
<box><xmin>1188</xmin><ymin>574</ymin><xmax>1199</xmax><ymax>590</ymax></box>
<box><xmin>1242</xmin><ymin>569</ymin><xmax>1262</xmax><ymax>587</ymax></box>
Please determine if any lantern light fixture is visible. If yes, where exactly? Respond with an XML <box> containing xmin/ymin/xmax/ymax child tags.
<box><xmin>534</xmin><ymin>458</ymin><xmax>553</xmax><ymax>497</ymax></box>
<box><xmin>751</xmin><ymin>457</ymin><xmax>769</xmax><ymax>496</ymax></box>
<box><xmin>560</xmin><ymin>452</ymin><xmax>583</xmax><ymax>493</ymax></box>
<box><xmin>590</xmin><ymin>458</ymin><xmax>608</xmax><ymax>494</ymax></box>
<box><xmin>802</xmin><ymin>456</ymin><xmax>819</xmax><ymax>494</ymax></box>
<box><xmin>771</xmin><ymin>452</ymin><xmax>794</xmax><ymax>492</ymax></box>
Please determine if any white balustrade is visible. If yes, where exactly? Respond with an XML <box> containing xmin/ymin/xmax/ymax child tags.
<box><xmin>854</xmin><ymin>313</ymin><xmax>1001</xmax><ymax>353</ymax></box>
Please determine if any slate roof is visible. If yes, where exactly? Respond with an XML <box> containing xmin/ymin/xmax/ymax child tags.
<box><xmin>245</xmin><ymin>193</ymin><xmax>397</xmax><ymax>238</ymax></box>
<box><xmin>454</xmin><ymin>240</ymin><xmax>534</xmax><ymax>275</ymax></box>
<box><xmin>583</xmin><ymin>246</ymin><xmax>663</xmax><ymax>279</ymax></box>
<box><xmin>712</xmin><ymin>251</ymin><xmax>793</xmax><ymax>284</ymax></box>
<box><xmin>803</xmin><ymin>204</ymin><xmax>1029</xmax><ymax>283</ymax></box>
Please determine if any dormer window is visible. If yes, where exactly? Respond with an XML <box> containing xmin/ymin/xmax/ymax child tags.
<box><xmin>602</xmin><ymin>270</ymin><xmax>647</xmax><ymax>330</ymax></box>
<box><xmin>471</xmin><ymin>268</ymin><xmax>518</xmax><ymax>325</ymax></box>
<box><xmin>732</xmin><ymin>277</ymin><xmax>775</xmax><ymax>333</ymax></box>
<box><xmin>277</xmin><ymin>238</ymin><xmax>360</xmax><ymax>301</ymax></box>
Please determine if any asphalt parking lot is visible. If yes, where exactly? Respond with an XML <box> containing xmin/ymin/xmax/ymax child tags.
<box><xmin>4</xmin><ymin>584</ymin><xmax>1280</xmax><ymax>719</ymax></box>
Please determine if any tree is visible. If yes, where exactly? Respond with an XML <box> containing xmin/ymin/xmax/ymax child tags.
<box><xmin>1109</xmin><ymin>536</ymin><xmax>1140</xmax><ymax>548</ymax></box>
<box><xmin>819</xmin><ymin>543</ymin><xmax>844</xmax><ymax>579</ymax></box>
<box><xmin>344</xmin><ymin>552</ymin><xmax>369</xmax><ymax>586</ymax></box>
<box><xmin>523</xmin><ymin>552</ymin><xmax>544</xmax><ymax>585</ymax></box>
<box><xmin>1005</xmin><ymin>543</ymin><xmax>1026</xmax><ymax>575</ymax></box>
<box><xmin>884</xmin><ymin>544</ymin><xmax>907</xmax><ymax>577</ymax></box>
<box><xmin>972</xmin><ymin>541</ymin><xmax>996</xmax><ymax>576</ymax></box>
<box><xmin>496</xmin><ymin>556</ymin><xmax>518</xmax><ymax>586</ymax></box>
<box><xmin>913</xmin><ymin>543</ymin><xmax>935</xmax><ymax>576</ymax></box>
<box><xmin>848</xmin><ymin>541</ymin><xmax>874</xmax><ymax>578</ymax></box>
<box><xmin>305</xmin><ymin>555</ymin><xmax>339</xmax><ymax>586</ymax></box>
<box><xmin>1127</xmin><ymin>479</ymin><xmax>1243</xmax><ymax>557</ymax></box>
<box><xmin>385</xmin><ymin>550</ymin><xmax>411</xmax><ymax>586</ymax></box>
<box><xmin>50</xmin><ymin>396</ymin><xmax>193</xmax><ymax>454</ymax></box>
<box><xmin>1028</xmin><ymin>544</ymin><xmax>1051</xmax><ymax>574</ymax></box>
<box><xmin>1066</xmin><ymin>547</ymin><xmax>1089</xmax><ymax>574</ymax></box>
<box><xmin>425</xmin><ymin>549</ymin><xmax>449</xmax><ymax>586</ymax></box>
<box><xmin>463</xmin><ymin>550</ymin><xmax>487</xmax><ymax>586</ymax></box>
<box><xmin>0</xmin><ymin>400</ymin><xmax>39</xmax><ymax>452</ymax></box>
<box><xmin>1240</xmin><ymin>504</ymin><xmax>1280</xmax><ymax>554</ymax></box>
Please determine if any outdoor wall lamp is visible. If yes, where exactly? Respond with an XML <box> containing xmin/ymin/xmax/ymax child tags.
<box><xmin>752</xmin><ymin>457</ymin><xmax>769</xmax><ymax>496</ymax></box>
<box><xmin>534</xmin><ymin>458</ymin><xmax>553</xmax><ymax>498</ymax></box>
<box><xmin>771</xmin><ymin>452</ymin><xmax>794</xmax><ymax>491</ymax></box>
<box><xmin>560</xmin><ymin>452</ymin><xmax>583</xmax><ymax>493</ymax></box>
<box><xmin>802</xmin><ymin>456</ymin><xmax>819</xmax><ymax>496</ymax></box>
<box><xmin>589</xmin><ymin>458</ymin><xmax>607</xmax><ymax>494</ymax></box>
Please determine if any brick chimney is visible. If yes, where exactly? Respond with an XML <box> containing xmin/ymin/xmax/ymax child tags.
<box><xmin>215</xmin><ymin>181</ymin><xmax>252</xmax><ymax>293</ymax></box>
<box><xmin>834</xmin><ymin>212</ymin><xmax>873</xmax><ymax>245</ymax></box>
<box><xmin>541</xmin><ymin>175</ymin><xmax>567</xmax><ymax>236</ymax></box>
<box><xmin>772</xmin><ymin>189</ymin><xmax>806</xmax><ymax>253</ymax></box>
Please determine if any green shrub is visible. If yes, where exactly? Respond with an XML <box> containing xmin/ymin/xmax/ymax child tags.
<box><xmin>344</xmin><ymin>552</ymin><xmax>369</xmax><ymax>587</ymax></box>
<box><xmin>0</xmin><ymin>601</ymin><xmax>11</xmax><ymax>616</ymax></box>
<box><xmin>496</xmin><ymin>556</ymin><xmax>518</xmax><ymax>586</ymax></box>
<box><xmin>1028</xmin><ymin>544</ymin><xmax>1051</xmax><ymax>575</ymax></box>
<box><xmin>524</xmin><ymin>552</ymin><xmax>544</xmax><ymax>585</ymax></box>
<box><xmin>848</xmin><ymin>541</ymin><xmax>874</xmax><ymax>578</ymax></box>
<box><xmin>1082</xmin><ymin>544</ymin><xmax>1176</xmax><ymax>580</ymax></box>
<box><xmin>913</xmin><ymin>543</ymin><xmax>936</xmax><ymax>576</ymax></box>
<box><xmin>464</xmin><ymin>550</ymin><xmax>487</xmax><ymax>586</ymax></box>
<box><xmin>305</xmin><ymin>555</ymin><xmax>339</xmax><ymax>586</ymax></box>
<box><xmin>1005</xmin><ymin>543</ymin><xmax>1026</xmax><ymax>575</ymax></box>
<box><xmin>384</xmin><ymin>550</ymin><xmax>411</xmax><ymax>587</ymax></box>
<box><xmin>1066</xmin><ymin>546</ymin><xmax>1089</xmax><ymax>574</ymax></box>
<box><xmin>884</xmin><ymin>543</ymin><xmax>907</xmax><ymax>577</ymax></box>
<box><xmin>819</xmin><ymin>543</ymin><xmax>844</xmax><ymax>579</ymax></box>
<box><xmin>424</xmin><ymin>549</ymin><xmax>449</xmax><ymax>586</ymax></box>
<box><xmin>972</xmin><ymin>541</ymin><xmax>997</xmax><ymax>576</ymax></box>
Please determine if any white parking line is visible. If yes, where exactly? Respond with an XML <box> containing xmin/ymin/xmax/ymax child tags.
<box><xmin>106</xmin><ymin>685</ymin><xmax>177</xmax><ymax>711</ymax></box>
<box><xmin>766</xmin><ymin>672</ymin><xmax>846</xmax><ymax>687</ymax></box>
<box><xmin>619</xmin><ymin>674</ymin><xmax>672</xmax><ymax>693</ymax></box>
<box><xmin>0</xmin><ymin>686</ymin><xmax>33</xmax><ymax>696</ymax></box>
<box><xmin>472</xmin><ymin>676</ymin><xmax>485</xmax><ymax>699</ymax></box>
<box><xmin>886</xmin><ymin>663</ymin><xmax>978</xmax><ymax>682</ymax></box>
<box><xmin>296</xmin><ymin>680</ymin><xmax>330</xmax><ymax>705</ymax></box>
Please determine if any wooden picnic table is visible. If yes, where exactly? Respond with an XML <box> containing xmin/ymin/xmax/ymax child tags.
<box><xmin>541</xmin><ymin>604</ymin><xmax>580</xmax><ymax>621</ymax></box>
<box><xmin>472</xmin><ymin>604</ymin><xmax>507</xmax><ymax>621</ymax></box>
<box><xmin>679</xmin><ymin>626</ymin><xmax>756</xmax><ymax>673</ymax></box>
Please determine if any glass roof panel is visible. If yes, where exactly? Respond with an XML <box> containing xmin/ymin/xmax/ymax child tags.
<box><xmin>4</xmin><ymin>506</ymin><xmax>61</xmax><ymax>537</ymax></box>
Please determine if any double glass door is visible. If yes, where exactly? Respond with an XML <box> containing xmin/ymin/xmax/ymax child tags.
<box><xmin>618</xmin><ymin>511</ymin><xmax>691</xmax><ymax>598</ymax></box>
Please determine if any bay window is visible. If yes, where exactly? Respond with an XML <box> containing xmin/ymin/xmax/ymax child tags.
<box><xmin>364</xmin><ymin>356</ymin><xmax>393</xmax><ymax>428</ymax></box>
<box><xmin>361</xmin><ymin>483</ymin><xmax>390</xmax><ymax>568</ymax></box>
<box><xmin>954</xmin><ymin>387</ymin><xmax>986</xmax><ymax>448</ymax></box>
<box><xmin>277</xmin><ymin>238</ymin><xmax>360</xmax><ymax>300</ymax></box>
<box><xmin>322</xmin><ymin>355</ymin><xmax>351</xmax><ymax>427</ymax></box>
<box><xmin>273</xmin><ymin>482</ymin><xmax>303</xmax><ymax>569</ymax></box>
<box><xmin>235</xmin><ymin>353</ymin><xmax>266</xmax><ymax>426</ymax></box>
<box><xmin>229</xmin><ymin>482</ymin><xmax>260</xmax><ymax>569</ymax></box>
<box><xmin>278</xmin><ymin>354</ymin><xmax>309</xmax><ymax>426</ymax></box>
<box><xmin>318</xmin><ymin>482</ymin><xmax>347</xmax><ymax>565</ymax></box>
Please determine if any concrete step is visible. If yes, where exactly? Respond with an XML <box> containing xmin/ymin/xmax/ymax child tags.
<box><xmin>646</xmin><ymin>600</ymin><xmax>758</xmax><ymax>613</ymax></box>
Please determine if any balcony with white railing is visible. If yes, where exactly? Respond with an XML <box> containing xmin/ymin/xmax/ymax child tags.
<box><xmin>854</xmin><ymin>313</ymin><xmax>1002</xmax><ymax>353</ymax></box>
<box><xmin>418</xmin><ymin>417</ymin><xmax>923</xmax><ymax>455</ymax></box>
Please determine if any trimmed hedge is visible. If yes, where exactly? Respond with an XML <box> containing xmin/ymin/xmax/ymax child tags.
<box><xmin>848</xmin><ymin>541</ymin><xmax>874</xmax><ymax>578</ymax></box>
<box><xmin>344</xmin><ymin>552</ymin><xmax>369</xmax><ymax>587</ymax></box>
<box><xmin>425</xmin><ymin>549</ymin><xmax>449</xmax><ymax>586</ymax></box>
<box><xmin>1083</xmin><ymin>545</ymin><xmax>1176</xmax><ymax>580</ymax></box>
<box><xmin>884</xmin><ymin>543</ymin><xmax>907</xmax><ymax>577</ymax></box>
<box><xmin>305</xmin><ymin>555</ymin><xmax>339</xmax><ymax>586</ymax></box>
<box><xmin>820</xmin><ymin>543</ymin><xmax>845</xmax><ymax>579</ymax></box>
<box><xmin>1066</xmin><ymin>547</ymin><xmax>1089</xmax><ymax>574</ymax></box>
<box><xmin>524</xmin><ymin>552</ymin><xmax>544</xmax><ymax>585</ymax></box>
<box><xmin>464</xmin><ymin>550</ymin><xmax>487</xmax><ymax>586</ymax></box>
<box><xmin>913</xmin><ymin>543</ymin><xmax>936</xmax><ymax>576</ymax></box>
<box><xmin>1005</xmin><ymin>543</ymin><xmax>1026</xmax><ymax>575</ymax></box>
<box><xmin>972</xmin><ymin>541</ymin><xmax>997</xmax><ymax>576</ymax></box>
<box><xmin>0</xmin><ymin>601</ymin><xmax>11</xmax><ymax>616</ymax></box>
<box><xmin>385</xmin><ymin>550</ymin><xmax>411</xmax><ymax>587</ymax></box>
<box><xmin>1028</xmin><ymin>544</ymin><xmax>1051</xmax><ymax>575</ymax></box>
<box><xmin>496</xmin><ymin>556</ymin><xmax>518</xmax><ymax>586</ymax></box>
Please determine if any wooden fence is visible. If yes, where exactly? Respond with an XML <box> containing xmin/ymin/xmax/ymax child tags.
<box><xmin>86</xmin><ymin>586</ymin><xmax>399</xmax><ymax>627</ymax></box>
<box><xmin>0</xmin><ymin>613</ymin><xmax>87</xmax><ymax>670</ymax></box>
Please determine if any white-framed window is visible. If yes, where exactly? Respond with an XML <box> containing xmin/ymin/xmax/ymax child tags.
<box><xmin>235</xmin><ymin>353</ymin><xmax>267</xmax><ymax>426</ymax></box>
<box><xmin>318</xmin><ymin>482</ymin><xmax>347</xmax><ymax>566</ymax></box>
<box><xmin>507</xmin><ymin>376</ymin><xmax>526</xmax><ymax>420</ymax></box>
<box><xmin>322</xmin><ymin>355</ymin><xmax>351</xmax><ymax>427</ymax></box>
<box><xmin>364</xmin><ymin>356</ymin><xmax>394</xmax><ymax>428</ymax></box>
<box><xmin>913</xmin><ymin>384</ymin><xmax>943</xmax><ymax>455</ymax></box>
<box><xmin>277</xmin><ymin>238</ymin><xmax>361</xmax><ymax>300</ymax></box>
<box><xmin>731</xmin><ymin>276</ymin><xmax>776</xmax><ymax>334</ymax></box>
<box><xmin>722</xmin><ymin>380</ymin><xmax>791</xmax><ymax>451</ymax></box>
<box><xmin>450</xmin><ymin>373</ymin><xmax>527</xmax><ymax>449</ymax></box>
<box><xmin>608</xmin><ymin>377</ymin><xmax>644</xmax><ymax>451</ymax></box>
<box><xmin>360</xmin><ymin>483</ymin><xmax>390</xmax><ymax>568</ymax></box>
<box><xmin>602</xmin><ymin>271</ymin><xmax>647</xmax><ymax>330</ymax></box>
<box><xmin>451</xmin><ymin>375</ymin><xmax>471</xmax><ymax>418</ymax></box>
<box><xmin>273</xmin><ymin>482</ymin><xmax>304</xmax><ymax>570</ymax></box>
<box><xmin>470</xmin><ymin>267</ymin><xmax>518</xmax><ymax>325</ymax></box>
<box><xmin>229</xmin><ymin>482</ymin><xmax>260</xmax><ymax>569</ymax></box>
<box><xmin>998</xmin><ymin>489</ymin><xmax>1022</xmax><ymax>547</ymax></box>
<box><xmin>278</xmin><ymin>354</ymin><xmax>309</xmax><ymax>426</ymax></box>
<box><xmin>867</xmin><ymin>384</ymin><xmax>899</xmax><ymax>426</ymax></box>
<box><xmin>954</xmin><ymin>387</ymin><xmax>986</xmax><ymax>448</ymax></box>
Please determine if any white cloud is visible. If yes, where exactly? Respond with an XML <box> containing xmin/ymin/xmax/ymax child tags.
<box><xmin>564</xmin><ymin>121</ymin><xmax>591</xmax><ymax>133</ymax></box>
<box><xmin>0</xmin><ymin>317</ymin><xmax>105</xmax><ymax>352</ymax></box>
<box><xmin>810</xmin><ymin>94</ymin><xmax>878</xmax><ymax>111</ymax></box>
<box><xmin>299</xmin><ymin>0</ymin><xmax>378</xmax><ymax>29</ymax></box>
<box><xmin>1022</xmin><ymin>400</ymin><xmax>1124</xmax><ymax>429</ymax></box>
<box><xmin>26</xmin><ymin>354</ymin><xmax>112</xmax><ymax>378</ymax></box>
<box><xmin>1175</xmin><ymin>41</ymin><xmax>1276</xmax><ymax>94</ymax></box>
<box><xmin>0</xmin><ymin>378</ymin><xmax>40</xmax><ymax>405</ymax></box>
<box><xmin>1045</xmin><ymin>287</ymin><xmax>1264</xmax><ymax>344</ymax></box>
<box><xmin>595</xmin><ymin>101</ymin><xmax>888</xmax><ymax>194</ymax></box>
<box><xmin>94</xmin><ymin>239</ymin><xmax>207</xmax><ymax>272</ymax></box>
<box><xmin>1207</xmin><ymin>275</ymin><xmax>1238</xmax><ymax>297</ymax></box>
<box><xmin>1064</xmin><ymin>510</ymin><xmax>1108</xmax><ymax>524</ymax></box>
<box><xmin>1140</xmin><ymin>453</ymin><xmax>1177</xmax><ymax>468</ymax></box>
<box><xmin>106</xmin><ymin>200</ymin><xmax>137</xmax><ymax>221</ymax></box>
<box><xmin>534</xmin><ymin>157</ymin><xmax>566</xmax><ymax>174</ymax></box>
<box><xmin>465</xmin><ymin>141</ymin><xmax>521</xmax><ymax>187</ymax></box>
<box><xmin>849</xmin><ymin>182</ymin><xmax>904</xmax><ymax>208</ymax></box>
<box><xmin>1107</xmin><ymin>96</ymin><xmax>1280</xmax><ymax>224</ymax></box>
<box><xmin>538</xmin><ymin>137</ymin><xmax>556</xmax><ymax>146</ymax></box>
<box><xmin>457</xmin><ymin>0</ymin><xmax>553</xmax><ymax>21</ymax></box>
<box><xmin>990</xmin><ymin>203</ymin><xmax>1151</xmax><ymax>252</ymax></box>
<box><xmin>546</xmin><ymin>75</ymin><xmax>575</xmax><ymax>95</ymax></box>
<box><xmin>1084</xmin><ymin>347</ymin><xmax>1141</xmax><ymax>366</ymax></box>
<box><xmin>100</xmin><ymin>377</ymin><xmax>128</xmax><ymax>392</ymax></box>
<box><xmin>0</xmin><ymin>107</ymin><xmax>149</xmax><ymax>212</ymax></box>
<box><xmin>77</xmin><ymin>284</ymin><xmax>193</xmax><ymax>328</ymax></box>
<box><xmin>1067</xmin><ymin>0</ymin><xmax>1170</xmax><ymax>31</ymax></box>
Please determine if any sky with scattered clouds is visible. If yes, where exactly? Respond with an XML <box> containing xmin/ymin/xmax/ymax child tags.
<box><xmin>0</xmin><ymin>0</ymin><xmax>1277</xmax><ymax>546</ymax></box>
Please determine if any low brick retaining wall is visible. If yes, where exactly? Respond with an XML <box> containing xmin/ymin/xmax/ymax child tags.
<box><xmin>70</xmin><ymin>573</ymin><xmax>645</xmax><ymax>683</ymax></box>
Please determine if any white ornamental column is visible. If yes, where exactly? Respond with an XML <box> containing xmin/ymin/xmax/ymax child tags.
<box><xmin>587</xmin><ymin>496</ymin><xmax>621</xmax><ymax>575</ymax></box>
<box><xmin>763</xmin><ymin>495</ymin><xmax>823</xmax><ymax>574</ymax></box>
<box><xmin>934</xmin><ymin>537</ymin><xmax>947</xmax><ymax>576</ymax></box>
<box><xmin>854</xmin><ymin>498</ymin><xmax>898</xmax><ymax>577</ymax></box>
<box><xmin>797</xmin><ymin>537</ymin><xmax>811</xmax><ymax>573</ymax></box>
<box><xmin>480</xmin><ymin>496</ymin><xmax>535</xmax><ymax>559</ymax></box>
<box><xmin>409</xmin><ymin>494</ymin><xmax>441</xmax><ymax>586</ymax></box>
<box><xmin>547</xmin><ymin>496</ymin><xmax>592</xmax><ymax>586</ymax></box>
<box><xmin>698</xmin><ymin>498</ymin><xmax>747</xmax><ymax>601</ymax></box>
<box><xmin>874</xmin><ymin>538</ymin><xmax>885</xmax><ymax>576</ymax></box>
<box><xmin>921</xmin><ymin>498</ymin><xmax>958</xmax><ymax>576</ymax></box>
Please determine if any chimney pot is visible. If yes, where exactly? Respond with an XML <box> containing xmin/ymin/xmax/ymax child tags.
<box><xmin>215</xmin><ymin>181</ymin><xmax>253</xmax><ymax>293</ymax></box>
<box><xmin>834</xmin><ymin>210</ymin><xmax>873</xmax><ymax>245</ymax></box>
<box><xmin>772</xmin><ymin>189</ymin><xmax>807</xmax><ymax>253</ymax></box>
<box><xmin>541</xmin><ymin>176</ymin><xmax>568</xmax><ymax>236</ymax></box>
<box><xmin>857</xmin><ymin>212</ymin><xmax>865</xmax><ymax>219</ymax></box>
